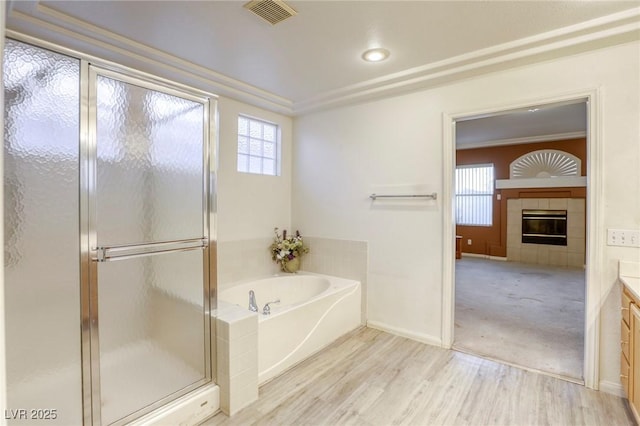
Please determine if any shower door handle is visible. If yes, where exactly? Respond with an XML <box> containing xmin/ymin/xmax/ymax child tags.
<box><xmin>94</xmin><ymin>238</ymin><xmax>207</xmax><ymax>262</ymax></box>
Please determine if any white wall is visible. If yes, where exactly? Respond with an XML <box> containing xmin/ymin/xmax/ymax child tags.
<box><xmin>293</xmin><ymin>40</ymin><xmax>640</xmax><ymax>386</ymax></box>
<box><xmin>293</xmin><ymin>96</ymin><xmax>445</xmax><ymax>343</ymax></box>
<box><xmin>216</xmin><ymin>97</ymin><xmax>293</xmax><ymax>287</ymax></box>
<box><xmin>216</xmin><ymin>96</ymin><xmax>292</xmax><ymax>243</ymax></box>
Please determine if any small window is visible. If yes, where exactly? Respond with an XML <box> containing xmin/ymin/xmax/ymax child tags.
<box><xmin>237</xmin><ymin>115</ymin><xmax>279</xmax><ymax>176</ymax></box>
<box><xmin>455</xmin><ymin>164</ymin><xmax>494</xmax><ymax>226</ymax></box>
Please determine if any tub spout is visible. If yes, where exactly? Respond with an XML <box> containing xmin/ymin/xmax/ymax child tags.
<box><xmin>248</xmin><ymin>290</ymin><xmax>258</xmax><ymax>312</ymax></box>
<box><xmin>262</xmin><ymin>299</ymin><xmax>281</xmax><ymax>315</ymax></box>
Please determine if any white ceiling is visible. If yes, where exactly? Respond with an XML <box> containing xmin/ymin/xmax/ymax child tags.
<box><xmin>456</xmin><ymin>101</ymin><xmax>587</xmax><ymax>148</ymax></box>
<box><xmin>5</xmin><ymin>1</ymin><xmax>638</xmax><ymax>143</ymax></box>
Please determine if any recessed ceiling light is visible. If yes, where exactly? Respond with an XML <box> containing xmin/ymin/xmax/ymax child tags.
<box><xmin>528</xmin><ymin>108</ymin><xmax>540</xmax><ymax>112</ymax></box>
<box><xmin>362</xmin><ymin>48</ymin><xmax>390</xmax><ymax>63</ymax></box>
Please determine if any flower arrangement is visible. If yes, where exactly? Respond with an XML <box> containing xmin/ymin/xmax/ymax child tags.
<box><xmin>270</xmin><ymin>227</ymin><xmax>309</xmax><ymax>273</ymax></box>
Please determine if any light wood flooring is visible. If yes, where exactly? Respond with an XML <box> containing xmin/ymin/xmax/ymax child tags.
<box><xmin>203</xmin><ymin>327</ymin><xmax>634</xmax><ymax>426</ymax></box>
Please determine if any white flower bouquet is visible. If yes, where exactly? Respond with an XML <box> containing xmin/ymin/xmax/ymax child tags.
<box><xmin>269</xmin><ymin>227</ymin><xmax>309</xmax><ymax>272</ymax></box>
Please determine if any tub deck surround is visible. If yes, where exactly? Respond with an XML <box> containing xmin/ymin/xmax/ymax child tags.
<box><xmin>216</xmin><ymin>301</ymin><xmax>259</xmax><ymax>416</ymax></box>
<box><xmin>219</xmin><ymin>272</ymin><xmax>362</xmax><ymax>384</ymax></box>
<box><xmin>291</xmin><ymin>236</ymin><xmax>369</xmax><ymax>324</ymax></box>
<box><xmin>220</xmin><ymin>273</ymin><xmax>337</xmax><ymax>314</ymax></box>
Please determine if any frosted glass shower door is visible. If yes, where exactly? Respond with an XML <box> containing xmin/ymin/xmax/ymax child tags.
<box><xmin>88</xmin><ymin>69</ymin><xmax>211</xmax><ymax>425</ymax></box>
<box><xmin>4</xmin><ymin>39</ymin><xmax>82</xmax><ymax>426</ymax></box>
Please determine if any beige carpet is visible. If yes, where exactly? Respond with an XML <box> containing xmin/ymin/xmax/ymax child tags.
<box><xmin>454</xmin><ymin>257</ymin><xmax>584</xmax><ymax>381</ymax></box>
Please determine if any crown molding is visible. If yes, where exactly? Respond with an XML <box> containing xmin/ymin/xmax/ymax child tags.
<box><xmin>456</xmin><ymin>131</ymin><xmax>587</xmax><ymax>151</ymax></box>
<box><xmin>293</xmin><ymin>7</ymin><xmax>640</xmax><ymax>115</ymax></box>
<box><xmin>6</xmin><ymin>3</ymin><xmax>640</xmax><ymax>117</ymax></box>
<box><xmin>7</xmin><ymin>4</ymin><xmax>295</xmax><ymax>115</ymax></box>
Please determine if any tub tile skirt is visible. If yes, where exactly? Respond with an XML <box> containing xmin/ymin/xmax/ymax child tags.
<box><xmin>216</xmin><ymin>302</ymin><xmax>259</xmax><ymax>416</ymax></box>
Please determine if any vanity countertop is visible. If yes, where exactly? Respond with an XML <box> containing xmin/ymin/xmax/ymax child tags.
<box><xmin>620</xmin><ymin>260</ymin><xmax>640</xmax><ymax>300</ymax></box>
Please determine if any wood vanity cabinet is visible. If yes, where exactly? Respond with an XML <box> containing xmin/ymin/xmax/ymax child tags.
<box><xmin>621</xmin><ymin>286</ymin><xmax>640</xmax><ymax>422</ymax></box>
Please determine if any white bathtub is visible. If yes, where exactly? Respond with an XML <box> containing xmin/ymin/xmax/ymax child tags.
<box><xmin>218</xmin><ymin>273</ymin><xmax>361</xmax><ymax>384</ymax></box>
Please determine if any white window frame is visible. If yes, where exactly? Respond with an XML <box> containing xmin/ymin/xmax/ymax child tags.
<box><xmin>455</xmin><ymin>163</ymin><xmax>494</xmax><ymax>226</ymax></box>
<box><xmin>237</xmin><ymin>114</ymin><xmax>280</xmax><ymax>176</ymax></box>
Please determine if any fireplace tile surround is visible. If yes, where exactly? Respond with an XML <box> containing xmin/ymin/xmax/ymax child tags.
<box><xmin>507</xmin><ymin>198</ymin><xmax>585</xmax><ymax>267</ymax></box>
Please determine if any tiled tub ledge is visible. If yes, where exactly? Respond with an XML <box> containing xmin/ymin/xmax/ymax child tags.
<box><xmin>216</xmin><ymin>301</ymin><xmax>258</xmax><ymax>416</ymax></box>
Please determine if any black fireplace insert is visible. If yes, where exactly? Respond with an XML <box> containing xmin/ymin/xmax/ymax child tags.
<box><xmin>521</xmin><ymin>209</ymin><xmax>567</xmax><ymax>246</ymax></box>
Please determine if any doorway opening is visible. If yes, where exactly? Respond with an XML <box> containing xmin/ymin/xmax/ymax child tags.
<box><xmin>447</xmin><ymin>99</ymin><xmax>592</xmax><ymax>384</ymax></box>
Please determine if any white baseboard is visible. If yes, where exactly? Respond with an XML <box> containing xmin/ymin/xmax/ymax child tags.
<box><xmin>461</xmin><ymin>253</ymin><xmax>507</xmax><ymax>261</ymax></box>
<box><xmin>599</xmin><ymin>380</ymin><xmax>625</xmax><ymax>397</ymax></box>
<box><xmin>366</xmin><ymin>320</ymin><xmax>442</xmax><ymax>347</ymax></box>
<box><xmin>461</xmin><ymin>253</ymin><xmax>487</xmax><ymax>259</ymax></box>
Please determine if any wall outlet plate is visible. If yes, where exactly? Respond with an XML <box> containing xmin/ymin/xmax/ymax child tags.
<box><xmin>607</xmin><ymin>229</ymin><xmax>640</xmax><ymax>247</ymax></box>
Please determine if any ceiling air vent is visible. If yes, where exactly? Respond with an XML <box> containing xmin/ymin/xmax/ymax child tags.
<box><xmin>244</xmin><ymin>0</ymin><xmax>297</xmax><ymax>25</ymax></box>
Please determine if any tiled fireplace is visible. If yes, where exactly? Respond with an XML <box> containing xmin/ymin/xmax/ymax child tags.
<box><xmin>507</xmin><ymin>198</ymin><xmax>585</xmax><ymax>267</ymax></box>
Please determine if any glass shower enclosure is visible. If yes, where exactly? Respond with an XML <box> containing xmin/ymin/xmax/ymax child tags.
<box><xmin>4</xmin><ymin>39</ymin><xmax>216</xmax><ymax>425</ymax></box>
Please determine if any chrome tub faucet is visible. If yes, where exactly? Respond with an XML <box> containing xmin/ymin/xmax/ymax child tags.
<box><xmin>248</xmin><ymin>290</ymin><xmax>258</xmax><ymax>312</ymax></box>
<box><xmin>263</xmin><ymin>299</ymin><xmax>280</xmax><ymax>315</ymax></box>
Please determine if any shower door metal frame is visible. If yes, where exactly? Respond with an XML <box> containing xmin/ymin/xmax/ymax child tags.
<box><xmin>80</xmin><ymin>63</ymin><xmax>216</xmax><ymax>426</ymax></box>
<box><xmin>5</xmin><ymin>32</ymin><xmax>219</xmax><ymax>426</ymax></box>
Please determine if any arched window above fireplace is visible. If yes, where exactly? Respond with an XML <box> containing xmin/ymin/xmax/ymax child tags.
<box><xmin>510</xmin><ymin>149</ymin><xmax>581</xmax><ymax>179</ymax></box>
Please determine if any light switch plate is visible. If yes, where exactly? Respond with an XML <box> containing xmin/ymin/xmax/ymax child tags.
<box><xmin>607</xmin><ymin>229</ymin><xmax>640</xmax><ymax>247</ymax></box>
